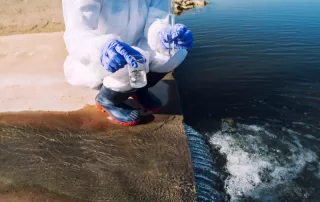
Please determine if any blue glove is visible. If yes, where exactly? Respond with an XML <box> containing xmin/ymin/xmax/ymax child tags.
<box><xmin>101</xmin><ymin>40</ymin><xmax>146</xmax><ymax>73</ymax></box>
<box><xmin>159</xmin><ymin>23</ymin><xmax>194</xmax><ymax>50</ymax></box>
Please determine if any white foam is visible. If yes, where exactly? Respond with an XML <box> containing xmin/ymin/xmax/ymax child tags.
<box><xmin>283</xmin><ymin>127</ymin><xmax>320</xmax><ymax>142</ymax></box>
<box><xmin>209</xmin><ymin>123</ymin><xmax>319</xmax><ymax>201</ymax></box>
<box><xmin>304</xmin><ymin>134</ymin><xmax>320</xmax><ymax>141</ymax></box>
<box><xmin>317</xmin><ymin>164</ymin><xmax>320</xmax><ymax>179</ymax></box>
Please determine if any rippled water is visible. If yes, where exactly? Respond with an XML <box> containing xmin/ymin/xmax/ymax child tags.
<box><xmin>175</xmin><ymin>0</ymin><xmax>320</xmax><ymax>201</ymax></box>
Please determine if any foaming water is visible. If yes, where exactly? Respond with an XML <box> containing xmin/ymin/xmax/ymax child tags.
<box><xmin>209</xmin><ymin>122</ymin><xmax>319</xmax><ymax>202</ymax></box>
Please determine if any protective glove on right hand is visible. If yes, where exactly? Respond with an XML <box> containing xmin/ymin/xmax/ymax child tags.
<box><xmin>159</xmin><ymin>23</ymin><xmax>194</xmax><ymax>50</ymax></box>
<box><xmin>101</xmin><ymin>40</ymin><xmax>146</xmax><ymax>73</ymax></box>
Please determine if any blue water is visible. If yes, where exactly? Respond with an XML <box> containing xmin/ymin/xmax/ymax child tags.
<box><xmin>175</xmin><ymin>0</ymin><xmax>320</xmax><ymax>201</ymax></box>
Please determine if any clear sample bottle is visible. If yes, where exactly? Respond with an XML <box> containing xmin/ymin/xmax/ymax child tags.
<box><xmin>128</xmin><ymin>56</ymin><xmax>147</xmax><ymax>88</ymax></box>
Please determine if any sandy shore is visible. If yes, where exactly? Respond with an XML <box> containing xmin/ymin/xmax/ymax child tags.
<box><xmin>0</xmin><ymin>32</ymin><xmax>99</xmax><ymax>112</ymax></box>
<box><xmin>0</xmin><ymin>0</ymin><xmax>64</xmax><ymax>36</ymax></box>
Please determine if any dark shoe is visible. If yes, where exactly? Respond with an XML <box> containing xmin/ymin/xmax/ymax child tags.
<box><xmin>95</xmin><ymin>87</ymin><xmax>140</xmax><ymax>126</ymax></box>
<box><xmin>134</xmin><ymin>89</ymin><xmax>162</xmax><ymax>113</ymax></box>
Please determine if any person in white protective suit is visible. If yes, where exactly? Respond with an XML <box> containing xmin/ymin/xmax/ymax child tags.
<box><xmin>62</xmin><ymin>0</ymin><xmax>194</xmax><ymax>126</ymax></box>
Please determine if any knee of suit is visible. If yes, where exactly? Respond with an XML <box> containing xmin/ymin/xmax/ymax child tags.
<box><xmin>102</xmin><ymin>48</ymin><xmax>187</xmax><ymax>92</ymax></box>
<box><xmin>102</xmin><ymin>66</ymin><xmax>133</xmax><ymax>92</ymax></box>
<box><xmin>104</xmin><ymin>72</ymin><xmax>168</xmax><ymax>91</ymax></box>
<box><xmin>149</xmin><ymin>49</ymin><xmax>188</xmax><ymax>73</ymax></box>
<box><xmin>102</xmin><ymin>82</ymin><xmax>134</xmax><ymax>92</ymax></box>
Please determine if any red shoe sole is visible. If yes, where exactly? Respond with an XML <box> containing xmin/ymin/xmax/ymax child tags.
<box><xmin>132</xmin><ymin>95</ymin><xmax>162</xmax><ymax>113</ymax></box>
<box><xmin>96</xmin><ymin>103</ymin><xmax>140</xmax><ymax>126</ymax></box>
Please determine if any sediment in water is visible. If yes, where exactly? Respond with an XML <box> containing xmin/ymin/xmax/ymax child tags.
<box><xmin>0</xmin><ymin>106</ymin><xmax>196</xmax><ymax>202</ymax></box>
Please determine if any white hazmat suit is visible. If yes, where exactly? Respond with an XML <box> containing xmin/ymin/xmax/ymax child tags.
<box><xmin>62</xmin><ymin>0</ymin><xmax>188</xmax><ymax>92</ymax></box>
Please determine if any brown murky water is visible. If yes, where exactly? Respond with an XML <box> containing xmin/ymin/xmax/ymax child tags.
<box><xmin>0</xmin><ymin>81</ymin><xmax>196</xmax><ymax>202</ymax></box>
<box><xmin>0</xmin><ymin>107</ymin><xmax>195</xmax><ymax>202</ymax></box>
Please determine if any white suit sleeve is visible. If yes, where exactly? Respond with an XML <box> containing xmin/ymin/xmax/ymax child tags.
<box><xmin>63</xmin><ymin>0</ymin><xmax>120</xmax><ymax>67</ymax></box>
<box><xmin>142</xmin><ymin>0</ymin><xmax>188</xmax><ymax>73</ymax></box>
<box><xmin>144</xmin><ymin>0</ymin><xmax>170</xmax><ymax>52</ymax></box>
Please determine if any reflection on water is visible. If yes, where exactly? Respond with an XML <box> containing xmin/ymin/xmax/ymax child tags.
<box><xmin>175</xmin><ymin>0</ymin><xmax>320</xmax><ymax>201</ymax></box>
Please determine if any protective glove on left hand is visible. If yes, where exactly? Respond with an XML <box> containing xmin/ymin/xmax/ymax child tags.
<box><xmin>100</xmin><ymin>40</ymin><xmax>146</xmax><ymax>73</ymax></box>
<box><xmin>159</xmin><ymin>23</ymin><xmax>194</xmax><ymax>50</ymax></box>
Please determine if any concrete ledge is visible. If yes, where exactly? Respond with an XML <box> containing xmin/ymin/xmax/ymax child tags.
<box><xmin>0</xmin><ymin>33</ymin><xmax>196</xmax><ymax>201</ymax></box>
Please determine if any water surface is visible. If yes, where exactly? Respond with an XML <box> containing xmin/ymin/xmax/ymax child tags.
<box><xmin>175</xmin><ymin>0</ymin><xmax>320</xmax><ymax>201</ymax></box>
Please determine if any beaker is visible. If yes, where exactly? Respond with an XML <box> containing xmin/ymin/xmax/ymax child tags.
<box><xmin>128</xmin><ymin>56</ymin><xmax>147</xmax><ymax>88</ymax></box>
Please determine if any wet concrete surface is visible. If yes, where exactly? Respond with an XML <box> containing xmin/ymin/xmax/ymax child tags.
<box><xmin>0</xmin><ymin>80</ymin><xmax>196</xmax><ymax>202</ymax></box>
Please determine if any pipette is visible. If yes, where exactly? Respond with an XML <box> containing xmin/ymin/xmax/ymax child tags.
<box><xmin>168</xmin><ymin>0</ymin><xmax>175</xmax><ymax>57</ymax></box>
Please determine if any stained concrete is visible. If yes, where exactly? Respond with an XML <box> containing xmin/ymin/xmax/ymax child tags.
<box><xmin>0</xmin><ymin>33</ymin><xmax>196</xmax><ymax>202</ymax></box>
